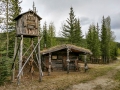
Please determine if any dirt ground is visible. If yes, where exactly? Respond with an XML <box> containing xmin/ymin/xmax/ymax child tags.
<box><xmin>1</xmin><ymin>59</ymin><xmax>120</xmax><ymax>90</ymax></box>
<box><xmin>68</xmin><ymin>59</ymin><xmax>120</xmax><ymax>90</ymax></box>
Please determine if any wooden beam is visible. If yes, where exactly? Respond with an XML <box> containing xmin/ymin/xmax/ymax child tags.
<box><xmin>30</xmin><ymin>38</ymin><xmax>34</xmax><ymax>80</ymax></box>
<box><xmin>11</xmin><ymin>37</ymin><xmax>17</xmax><ymax>82</ymax></box>
<box><xmin>84</xmin><ymin>54</ymin><xmax>87</xmax><ymax>63</ymax></box>
<box><xmin>37</xmin><ymin>36</ymin><xmax>42</xmax><ymax>82</ymax></box>
<box><xmin>84</xmin><ymin>54</ymin><xmax>88</xmax><ymax>72</ymax></box>
<box><xmin>22</xmin><ymin>43</ymin><xmax>33</xmax><ymax>57</ymax></box>
<box><xmin>18</xmin><ymin>35</ymin><xmax>23</xmax><ymax>84</ymax></box>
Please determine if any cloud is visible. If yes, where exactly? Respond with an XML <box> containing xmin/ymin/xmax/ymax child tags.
<box><xmin>111</xmin><ymin>13</ymin><xmax>120</xmax><ymax>29</ymax></box>
<box><xmin>80</xmin><ymin>17</ymin><xmax>91</xmax><ymax>25</ymax></box>
<box><xmin>112</xmin><ymin>29</ymin><xmax>120</xmax><ymax>42</ymax></box>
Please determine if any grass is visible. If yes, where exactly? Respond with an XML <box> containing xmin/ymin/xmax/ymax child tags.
<box><xmin>0</xmin><ymin>61</ymin><xmax>119</xmax><ymax>90</ymax></box>
<box><xmin>113</xmin><ymin>69</ymin><xmax>120</xmax><ymax>90</ymax></box>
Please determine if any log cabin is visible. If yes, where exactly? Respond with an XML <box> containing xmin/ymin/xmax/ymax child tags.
<box><xmin>41</xmin><ymin>44</ymin><xmax>92</xmax><ymax>74</ymax></box>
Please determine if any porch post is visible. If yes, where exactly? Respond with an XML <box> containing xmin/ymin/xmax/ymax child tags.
<box><xmin>48</xmin><ymin>53</ymin><xmax>51</xmax><ymax>75</ymax></box>
<box><xmin>67</xmin><ymin>48</ymin><xmax>70</xmax><ymax>74</ymax></box>
<box><xmin>84</xmin><ymin>54</ymin><xmax>87</xmax><ymax>63</ymax></box>
<box><xmin>84</xmin><ymin>54</ymin><xmax>88</xmax><ymax>72</ymax></box>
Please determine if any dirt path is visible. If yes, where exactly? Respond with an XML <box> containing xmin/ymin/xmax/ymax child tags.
<box><xmin>68</xmin><ymin>60</ymin><xmax>120</xmax><ymax>90</ymax></box>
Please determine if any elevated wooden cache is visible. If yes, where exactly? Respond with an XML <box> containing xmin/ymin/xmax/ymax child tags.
<box><xmin>14</xmin><ymin>10</ymin><xmax>42</xmax><ymax>37</ymax></box>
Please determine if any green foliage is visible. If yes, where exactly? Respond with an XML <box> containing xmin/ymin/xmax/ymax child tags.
<box><xmin>0</xmin><ymin>1</ymin><xmax>21</xmax><ymax>84</ymax></box>
<box><xmin>86</xmin><ymin>25</ymin><xmax>94</xmax><ymax>51</ymax></box>
<box><xmin>55</xmin><ymin>37</ymin><xmax>69</xmax><ymax>45</ymax></box>
<box><xmin>117</xmin><ymin>48</ymin><xmax>120</xmax><ymax>56</ymax></box>
<box><xmin>62</xmin><ymin>7</ymin><xmax>75</xmax><ymax>43</ymax></box>
<box><xmin>86</xmin><ymin>24</ymin><xmax>101</xmax><ymax>59</ymax></box>
<box><xmin>73</xmin><ymin>18</ymin><xmax>83</xmax><ymax>46</ymax></box>
<box><xmin>100</xmin><ymin>16</ymin><xmax>117</xmax><ymax>62</ymax></box>
<box><xmin>8</xmin><ymin>0</ymin><xmax>21</xmax><ymax>31</ymax></box>
<box><xmin>0</xmin><ymin>57</ymin><xmax>11</xmax><ymax>85</ymax></box>
<box><xmin>0</xmin><ymin>31</ymin><xmax>16</xmax><ymax>58</ymax></box>
<box><xmin>42</xmin><ymin>22</ymin><xmax>49</xmax><ymax>49</ymax></box>
<box><xmin>61</xmin><ymin>7</ymin><xmax>83</xmax><ymax>46</ymax></box>
<box><xmin>114</xmin><ymin>70</ymin><xmax>120</xmax><ymax>81</ymax></box>
<box><xmin>110</xmin><ymin>41</ymin><xmax>118</xmax><ymax>59</ymax></box>
<box><xmin>101</xmin><ymin>16</ymin><xmax>108</xmax><ymax>60</ymax></box>
<box><xmin>47</xmin><ymin>22</ymin><xmax>57</xmax><ymax>47</ymax></box>
<box><xmin>41</xmin><ymin>22</ymin><xmax>57</xmax><ymax>49</ymax></box>
<box><xmin>0</xmin><ymin>0</ymin><xmax>21</xmax><ymax>57</ymax></box>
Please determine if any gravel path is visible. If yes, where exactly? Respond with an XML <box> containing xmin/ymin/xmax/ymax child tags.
<box><xmin>68</xmin><ymin>60</ymin><xmax>120</xmax><ymax>90</ymax></box>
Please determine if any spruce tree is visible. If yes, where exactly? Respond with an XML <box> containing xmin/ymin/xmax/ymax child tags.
<box><xmin>86</xmin><ymin>24</ymin><xmax>101</xmax><ymax>63</ymax></box>
<box><xmin>0</xmin><ymin>57</ymin><xmax>11</xmax><ymax>85</ymax></box>
<box><xmin>101</xmin><ymin>16</ymin><xmax>112</xmax><ymax>63</ymax></box>
<box><xmin>48</xmin><ymin>22</ymin><xmax>56</xmax><ymax>47</ymax></box>
<box><xmin>95</xmin><ymin>23</ymin><xmax>101</xmax><ymax>59</ymax></box>
<box><xmin>86</xmin><ymin>25</ymin><xmax>93</xmax><ymax>51</ymax></box>
<box><xmin>74</xmin><ymin>18</ymin><xmax>83</xmax><ymax>46</ymax></box>
<box><xmin>42</xmin><ymin>22</ymin><xmax>48</xmax><ymax>49</ymax></box>
<box><xmin>101</xmin><ymin>16</ymin><xmax>107</xmax><ymax>63</ymax></box>
<box><xmin>62</xmin><ymin>7</ymin><xmax>76</xmax><ymax>44</ymax></box>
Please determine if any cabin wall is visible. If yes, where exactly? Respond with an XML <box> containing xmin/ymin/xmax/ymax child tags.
<box><xmin>42</xmin><ymin>51</ymin><xmax>79</xmax><ymax>71</ymax></box>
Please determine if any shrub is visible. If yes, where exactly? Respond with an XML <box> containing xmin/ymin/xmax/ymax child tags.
<box><xmin>0</xmin><ymin>57</ymin><xmax>11</xmax><ymax>85</ymax></box>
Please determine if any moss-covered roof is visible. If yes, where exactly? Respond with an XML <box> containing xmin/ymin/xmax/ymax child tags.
<box><xmin>41</xmin><ymin>44</ymin><xmax>92</xmax><ymax>55</ymax></box>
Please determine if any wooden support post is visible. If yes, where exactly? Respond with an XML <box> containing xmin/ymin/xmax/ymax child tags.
<box><xmin>18</xmin><ymin>35</ymin><xmax>23</xmax><ymax>84</ymax></box>
<box><xmin>31</xmin><ymin>38</ymin><xmax>34</xmax><ymax>59</ymax></box>
<box><xmin>38</xmin><ymin>36</ymin><xmax>42</xmax><ymax>82</ymax></box>
<box><xmin>48</xmin><ymin>53</ymin><xmax>51</xmax><ymax>75</ymax></box>
<box><xmin>84</xmin><ymin>54</ymin><xmax>86</xmax><ymax>63</ymax></box>
<box><xmin>84</xmin><ymin>54</ymin><xmax>88</xmax><ymax>72</ymax></box>
<box><xmin>17</xmin><ymin>38</ymin><xmax>41</xmax><ymax>79</ymax></box>
<box><xmin>11</xmin><ymin>37</ymin><xmax>17</xmax><ymax>82</ymax></box>
<box><xmin>66</xmin><ymin>48</ymin><xmax>70</xmax><ymax>74</ymax></box>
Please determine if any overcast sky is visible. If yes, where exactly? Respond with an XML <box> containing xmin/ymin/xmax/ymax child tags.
<box><xmin>21</xmin><ymin>0</ymin><xmax>120</xmax><ymax>42</ymax></box>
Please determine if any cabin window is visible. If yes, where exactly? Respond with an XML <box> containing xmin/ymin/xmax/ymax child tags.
<box><xmin>52</xmin><ymin>55</ymin><xmax>57</xmax><ymax>60</ymax></box>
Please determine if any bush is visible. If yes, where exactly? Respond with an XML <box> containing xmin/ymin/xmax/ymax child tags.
<box><xmin>0</xmin><ymin>57</ymin><xmax>11</xmax><ymax>85</ymax></box>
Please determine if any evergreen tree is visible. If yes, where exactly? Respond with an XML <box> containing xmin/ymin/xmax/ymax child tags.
<box><xmin>42</xmin><ymin>22</ymin><xmax>48</xmax><ymax>49</ymax></box>
<box><xmin>86</xmin><ymin>24</ymin><xmax>101</xmax><ymax>63</ymax></box>
<box><xmin>101</xmin><ymin>16</ymin><xmax>113</xmax><ymax>63</ymax></box>
<box><xmin>48</xmin><ymin>22</ymin><xmax>56</xmax><ymax>47</ymax></box>
<box><xmin>0</xmin><ymin>0</ymin><xmax>21</xmax><ymax>57</ymax></box>
<box><xmin>101</xmin><ymin>16</ymin><xmax>107</xmax><ymax>63</ymax></box>
<box><xmin>109</xmin><ymin>32</ymin><xmax>118</xmax><ymax>59</ymax></box>
<box><xmin>0</xmin><ymin>57</ymin><xmax>11</xmax><ymax>85</ymax></box>
<box><xmin>74</xmin><ymin>18</ymin><xmax>83</xmax><ymax>46</ymax></box>
<box><xmin>95</xmin><ymin>23</ymin><xmax>101</xmax><ymax>58</ymax></box>
<box><xmin>86</xmin><ymin>25</ymin><xmax>93</xmax><ymax>51</ymax></box>
<box><xmin>62</xmin><ymin>7</ymin><xmax>76</xmax><ymax>44</ymax></box>
<box><xmin>9</xmin><ymin>0</ymin><xmax>21</xmax><ymax>30</ymax></box>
